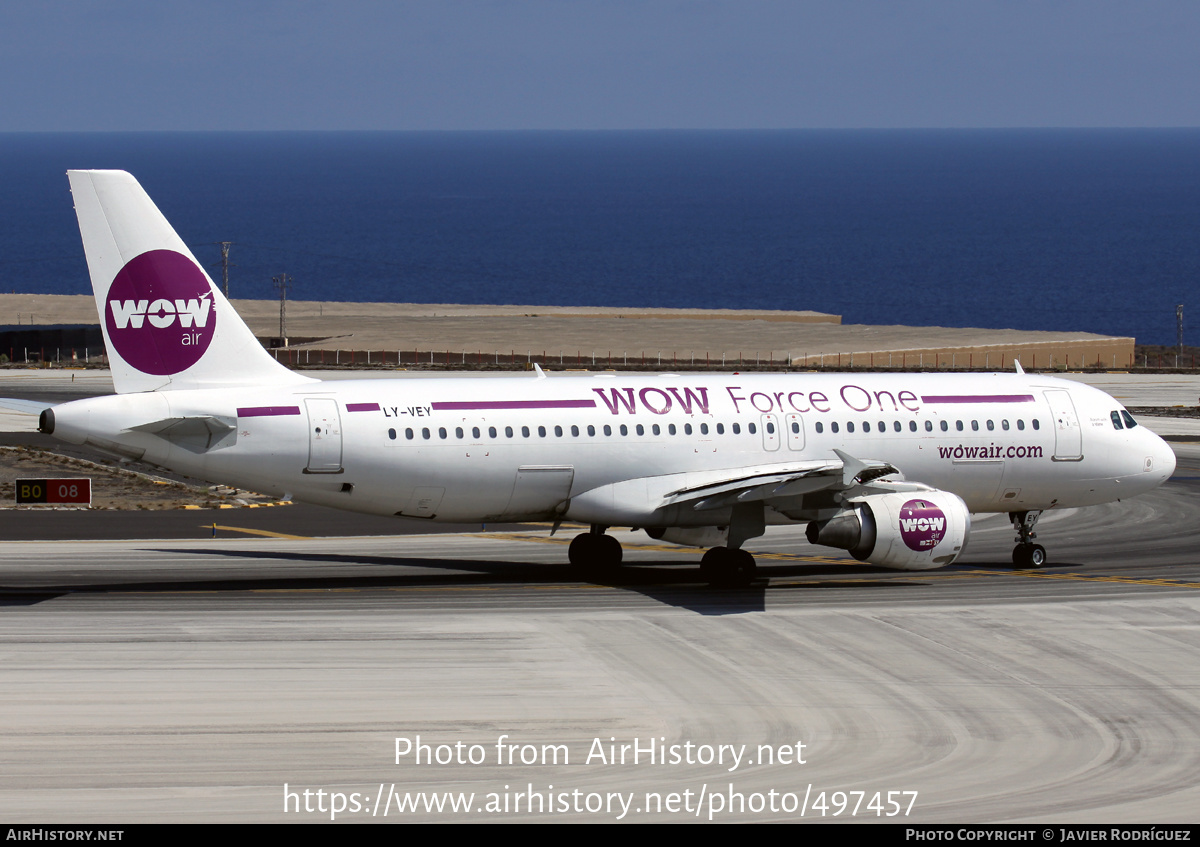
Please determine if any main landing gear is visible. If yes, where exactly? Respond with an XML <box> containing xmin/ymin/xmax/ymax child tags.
<box><xmin>568</xmin><ymin>525</ymin><xmax>622</xmax><ymax>573</ymax></box>
<box><xmin>567</xmin><ymin>524</ymin><xmax>761</xmax><ymax>588</ymax></box>
<box><xmin>699</xmin><ymin>502</ymin><xmax>764</xmax><ymax>588</ymax></box>
<box><xmin>1010</xmin><ymin>510</ymin><xmax>1047</xmax><ymax>568</ymax></box>
<box><xmin>699</xmin><ymin>546</ymin><xmax>757</xmax><ymax>588</ymax></box>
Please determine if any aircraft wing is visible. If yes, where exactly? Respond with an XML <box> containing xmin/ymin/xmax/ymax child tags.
<box><xmin>658</xmin><ymin>449</ymin><xmax>902</xmax><ymax>513</ymax></box>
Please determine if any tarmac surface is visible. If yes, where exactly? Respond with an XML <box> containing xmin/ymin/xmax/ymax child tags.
<box><xmin>0</xmin><ymin>370</ymin><xmax>1198</xmax><ymax>822</ymax></box>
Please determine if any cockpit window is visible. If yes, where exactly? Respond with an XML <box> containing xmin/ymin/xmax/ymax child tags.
<box><xmin>1121</xmin><ymin>410</ymin><xmax>1138</xmax><ymax>429</ymax></box>
<box><xmin>1110</xmin><ymin>411</ymin><xmax>1124</xmax><ymax>430</ymax></box>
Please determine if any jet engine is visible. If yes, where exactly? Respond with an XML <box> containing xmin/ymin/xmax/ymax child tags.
<box><xmin>806</xmin><ymin>490</ymin><xmax>970</xmax><ymax>569</ymax></box>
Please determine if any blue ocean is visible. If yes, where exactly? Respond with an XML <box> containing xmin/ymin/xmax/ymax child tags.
<box><xmin>1</xmin><ymin>130</ymin><xmax>1197</xmax><ymax>345</ymax></box>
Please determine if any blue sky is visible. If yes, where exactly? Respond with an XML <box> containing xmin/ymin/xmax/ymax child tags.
<box><xmin>3</xmin><ymin>1</ymin><xmax>1198</xmax><ymax>131</ymax></box>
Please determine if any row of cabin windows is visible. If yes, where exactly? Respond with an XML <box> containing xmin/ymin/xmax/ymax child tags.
<box><xmin>390</xmin><ymin>421</ymin><xmax>755</xmax><ymax>441</ymax></box>
<box><xmin>387</xmin><ymin>417</ymin><xmax>1041</xmax><ymax>441</ymax></box>
<box><xmin>814</xmin><ymin>418</ymin><xmax>1041</xmax><ymax>434</ymax></box>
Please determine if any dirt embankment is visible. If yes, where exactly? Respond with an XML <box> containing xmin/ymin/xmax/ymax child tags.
<box><xmin>0</xmin><ymin>446</ymin><xmax>273</xmax><ymax>510</ymax></box>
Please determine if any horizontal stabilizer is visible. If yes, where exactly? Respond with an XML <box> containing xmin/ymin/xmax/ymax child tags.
<box><xmin>0</xmin><ymin>398</ymin><xmax>53</xmax><ymax>415</ymax></box>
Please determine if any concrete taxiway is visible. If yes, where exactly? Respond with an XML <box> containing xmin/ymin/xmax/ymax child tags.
<box><xmin>0</xmin><ymin>370</ymin><xmax>1198</xmax><ymax>822</ymax></box>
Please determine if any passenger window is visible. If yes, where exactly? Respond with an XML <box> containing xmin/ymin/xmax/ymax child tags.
<box><xmin>955</xmin><ymin>421</ymin><xmax>964</xmax><ymax>432</ymax></box>
<box><xmin>1032</xmin><ymin>420</ymin><xmax>1040</xmax><ymax>431</ymax></box>
<box><xmin>733</xmin><ymin>423</ymin><xmax>741</xmax><ymax>434</ymax></box>
<box><xmin>862</xmin><ymin>422</ymin><xmax>870</xmax><ymax>433</ymax></box>
<box><xmin>1017</xmin><ymin>420</ymin><xmax>1025</xmax><ymax>431</ymax></box>
<box><xmin>422</xmin><ymin>427</ymin><xmax>431</xmax><ymax>439</ymax></box>
<box><xmin>554</xmin><ymin>425</ymin><xmax>562</xmax><ymax>437</ymax></box>
<box><xmin>669</xmin><ymin>424</ymin><xmax>677</xmax><ymax>435</ymax></box>
<box><xmin>587</xmin><ymin>425</ymin><xmax>596</xmax><ymax>436</ymax></box>
<box><xmin>891</xmin><ymin>421</ymin><xmax>899</xmax><ymax>432</ymax></box>
<box><xmin>831</xmin><ymin>422</ymin><xmax>840</xmax><ymax>433</ymax></box>
<box><xmin>620</xmin><ymin>424</ymin><xmax>628</xmax><ymax>436</ymax></box>
<box><xmin>986</xmin><ymin>420</ymin><xmax>994</xmax><ymax>431</ymax></box>
<box><xmin>1121</xmin><ymin>410</ymin><xmax>1138</xmax><ymax>429</ymax></box>
<box><xmin>603</xmin><ymin>425</ymin><xmax>612</xmax><ymax>436</ymax></box>
<box><xmin>717</xmin><ymin>423</ymin><xmax>725</xmax><ymax>435</ymax></box>
<box><xmin>847</xmin><ymin>422</ymin><xmax>855</xmax><ymax>433</ymax></box>
<box><xmin>455</xmin><ymin>427</ymin><xmax>464</xmax><ymax>439</ymax></box>
<box><xmin>685</xmin><ymin>423</ymin><xmax>693</xmax><ymax>435</ymax></box>
<box><xmin>792</xmin><ymin>422</ymin><xmax>801</xmax><ymax>434</ymax></box>
<box><xmin>701</xmin><ymin>423</ymin><xmax>709</xmax><ymax>435</ymax></box>
<box><xmin>388</xmin><ymin>428</ymin><xmax>397</xmax><ymax>440</ymax></box>
<box><xmin>488</xmin><ymin>426</ymin><xmax>497</xmax><ymax>438</ymax></box>
<box><xmin>472</xmin><ymin>426</ymin><xmax>481</xmax><ymax>439</ymax></box>
<box><xmin>940</xmin><ymin>421</ymin><xmax>948</xmax><ymax>432</ymax></box>
<box><xmin>924</xmin><ymin>420</ymin><xmax>932</xmax><ymax>432</ymax></box>
<box><xmin>504</xmin><ymin>426</ymin><xmax>513</xmax><ymax>438</ymax></box>
<box><xmin>748</xmin><ymin>423</ymin><xmax>756</xmax><ymax>434</ymax></box>
<box><xmin>636</xmin><ymin>424</ymin><xmax>645</xmax><ymax>436</ymax></box>
<box><xmin>971</xmin><ymin>421</ymin><xmax>979</xmax><ymax>432</ymax></box>
<box><xmin>438</xmin><ymin>427</ymin><xmax>447</xmax><ymax>439</ymax></box>
<box><xmin>538</xmin><ymin>426</ymin><xmax>547</xmax><ymax>437</ymax></box>
<box><xmin>521</xmin><ymin>426</ymin><xmax>530</xmax><ymax>437</ymax></box>
<box><xmin>1002</xmin><ymin>420</ymin><xmax>1010</xmax><ymax>431</ymax></box>
<box><xmin>570</xmin><ymin>425</ymin><xmax>579</xmax><ymax>436</ymax></box>
<box><xmin>652</xmin><ymin>424</ymin><xmax>661</xmax><ymax>436</ymax></box>
<box><xmin>405</xmin><ymin>428</ymin><xmax>414</xmax><ymax>439</ymax></box>
<box><xmin>815</xmin><ymin>422</ymin><xmax>824</xmax><ymax>434</ymax></box>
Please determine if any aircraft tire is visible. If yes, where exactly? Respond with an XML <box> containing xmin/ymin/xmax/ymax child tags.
<box><xmin>597</xmin><ymin>533</ymin><xmax>623</xmax><ymax>568</ymax></box>
<box><xmin>701</xmin><ymin>547</ymin><xmax>756</xmax><ymax>588</ymax></box>
<box><xmin>570</xmin><ymin>532</ymin><xmax>622</xmax><ymax>573</ymax></box>
<box><xmin>568</xmin><ymin>533</ymin><xmax>596</xmax><ymax>567</ymax></box>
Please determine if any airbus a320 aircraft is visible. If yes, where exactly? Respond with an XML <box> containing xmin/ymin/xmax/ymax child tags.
<box><xmin>35</xmin><ymin>171</ymin><xmax>1176</xmax><ymax>586</ymax></box>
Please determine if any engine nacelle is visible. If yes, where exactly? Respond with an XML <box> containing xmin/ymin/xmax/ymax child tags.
<box><xmin>806</xmin><ymin>490</ymin><xmax>970</xmax><ymax>570</ymax></box>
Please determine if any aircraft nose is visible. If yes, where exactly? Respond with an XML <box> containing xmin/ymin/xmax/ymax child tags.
<box><xmin>1155</xmin><ymin>436</ymin><xmax>1177</xmax><ymax>481</ymax></box>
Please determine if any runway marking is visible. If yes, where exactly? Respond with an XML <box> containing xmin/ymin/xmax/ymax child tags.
<box><xmin>207</xmin><ymin>525</ymin><xmax>310</xmax><ymax>540</ymax></box>
<box><xmin>1004</xmin><ymin>570</ymin><xmax>1200</xmax><ymax>589</ymax></box>
<box><xmin>246</xmin><ymin>584</ymin><xmax>606</xmax><ymax>595</ymax></box>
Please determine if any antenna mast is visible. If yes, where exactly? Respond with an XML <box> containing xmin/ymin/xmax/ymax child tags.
<box><xmin>273</xmin><ymin>273</ymin><xmax>291</xmax><ymax>347</ymax></box>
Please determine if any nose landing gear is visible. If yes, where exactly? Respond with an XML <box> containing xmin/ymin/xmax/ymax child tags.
<box><xmin>1010</xmin><ymin>511</ymin><xmax>1046</xmax><ymax>568</ymax></box>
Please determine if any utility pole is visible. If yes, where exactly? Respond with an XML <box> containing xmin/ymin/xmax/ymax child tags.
<box><xmin>217</xmin><ymin>242</ymin><xmax>234</xmax><ymax>297</ymax></box>
<box><xmin>273</xmin><ymin>273</ymin><xmax>291</xmax><ymax>347</ymax></box>
<box><xmin>1177</xmin><ymin>304</ymin><xmax>1185</xmax><ymax>361</ymax></box>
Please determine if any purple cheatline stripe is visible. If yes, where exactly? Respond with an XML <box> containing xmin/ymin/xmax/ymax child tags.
<box><xmin>431</xmin><ymin>399</ymin><xmax>598</xmax><ymax>411</ymax></box>
<box><xmin>346</xmin><ymin>403</ymin><xmax>381</xmax><ymax>412</ymax></box>
<box><xmin>237</xmin><ymin>406</ymin><xmax>302</xmax><ymax>417</ymax></box>
<box><xmin>920</xmin><ymin>394</ymin><xmax>1035</xmax><ymax>404</ymax></box>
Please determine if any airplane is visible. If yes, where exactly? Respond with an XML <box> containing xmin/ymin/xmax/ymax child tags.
<box><xmin>30</xmin><ymin>170</ymin><xmax>1177</xmax><ymax>586</ymax></box>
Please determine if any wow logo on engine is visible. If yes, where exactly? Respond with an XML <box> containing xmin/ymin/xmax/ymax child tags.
<box><xmin>105</xmin><ymin>250</ymin><xmax>216</xmax><ymax>375</ymax></box>
<box><xmin>898</xmin><ymin>499</ymin><xmax>947</xmax><ymax>551</ymax></box>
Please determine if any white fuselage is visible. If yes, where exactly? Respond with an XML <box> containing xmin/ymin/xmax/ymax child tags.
<box><xmin>48</xmin><ymin>370</ymin><xmax>1176</xmax><ymax>527</ymax></box>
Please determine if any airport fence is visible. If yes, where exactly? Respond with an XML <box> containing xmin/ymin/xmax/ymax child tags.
<box><xmin>8</xmin><ymin>345</ymin><xmax>1197</xmax><ymax>372</ymax></box>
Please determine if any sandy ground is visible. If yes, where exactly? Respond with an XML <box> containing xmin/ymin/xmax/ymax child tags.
<box><xmin>0</xmin><ymin>293</ymin><xmax>1131</xmax><ymax>367</ymax></box>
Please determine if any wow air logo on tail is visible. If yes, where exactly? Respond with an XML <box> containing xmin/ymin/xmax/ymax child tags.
<box><xmin>898</xmin><ymin>499</ymin><xmax>947</xmax><ymax>551</ymax></box>
<box><xmin>105</xmin><ymin>250</ymin><xmax>216</xmax><ymax>375</ymax></box>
